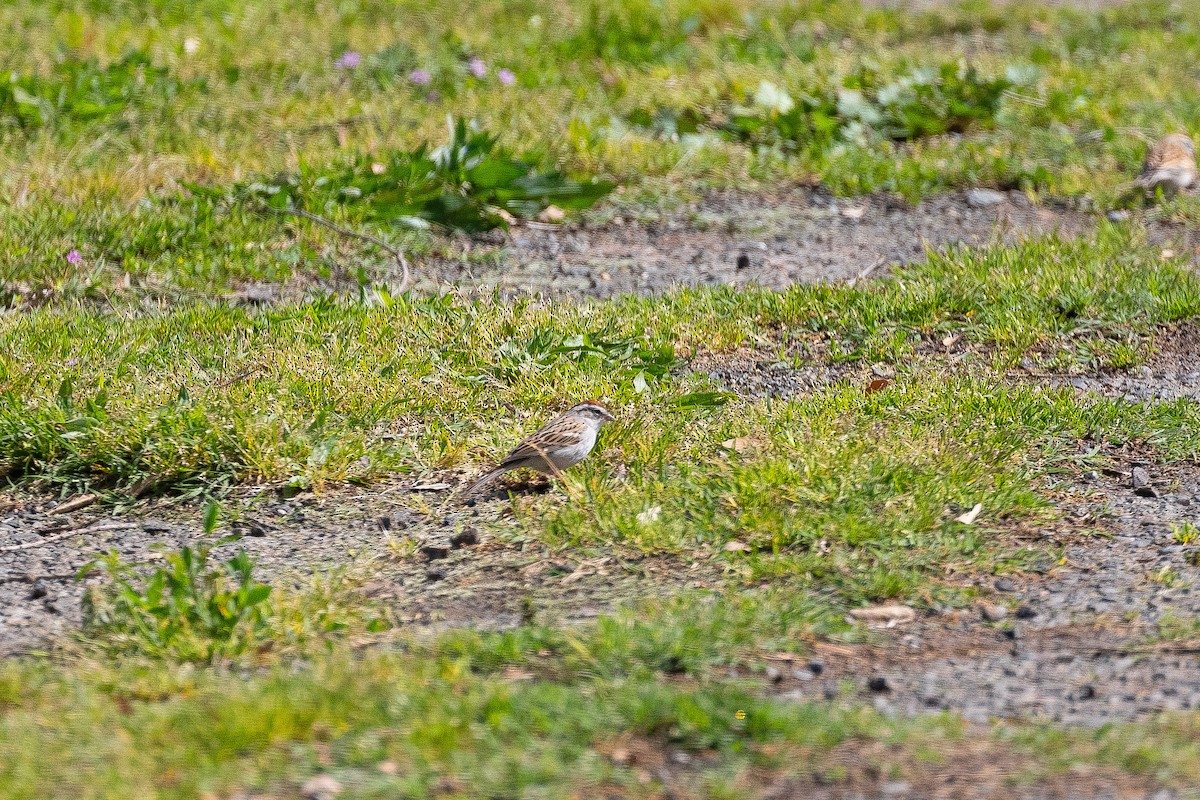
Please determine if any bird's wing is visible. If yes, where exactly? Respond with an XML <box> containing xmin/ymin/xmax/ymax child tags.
<box><xmin>498</xmin><ymin>414</ymin><xmax>589</xmax><ymax>467</ymax></box>
<box><xmin>1142</xmin><ymin>138</ymin><xmax>1191</xmax><ymax>178</ymax></box>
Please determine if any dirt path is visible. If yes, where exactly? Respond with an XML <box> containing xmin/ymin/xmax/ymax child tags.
<box><xmin>405</xmin><ymin>187</ymin><xmax>1200</xmax><ymax>300</ymax></box>
<box><xmin>418</xmin><ymin>188</ymin><xmax>1098</xmax><ymax>298</ymax></box>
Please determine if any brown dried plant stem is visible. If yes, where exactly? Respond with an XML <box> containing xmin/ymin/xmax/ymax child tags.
<box><xmin>263</xmin><ymin>204</ymin><xmax>411</xmax><ymax>292</ymax></box>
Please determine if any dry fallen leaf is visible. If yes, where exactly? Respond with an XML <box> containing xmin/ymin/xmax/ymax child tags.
<box><xmin>942</xmin><ymin>333</ymin><xmax>960</xmax><ymax>348</ymax></box>
<box><xmin>370</xmin><ymin>162</ymin><xmax>387</xmax><ymax>175</ymax></box>
<box><xmin>722</xmin><ymin>540</ymin><xmax>751</xmax><ymax>552</ymax></box>
<box><xmin>538</xmin><ymin>204</ymin><xmax>566</xmax><ymax>223</ymax></box>
<box><xmin>502</xmin><ymin>666</ymin><xmax>534</xmax><ymax>681</ymax></box>
<box><xmin>841</xmin><ymin>206</ymin><xmax>866</xmax><ymax>219</ymax></box>
<box><xmin>955</xmin><ymin>503</ymin><xmax>983</xmax><ymax>525</ymax></box>
<box><xmin>636</xmin><ymin>505</ymin><xmax>662</xmax><ymax>525</ymax></box>
<box><xmin>848</xmin><ymin>605</ymin><xmax>916</xmax><ymax>625</ymax></box>
<box><xmin>722</xmin><ymin>435</ymin><xmax>762</xmax><ymax>453</ymax></box>
<box><xmin>412</xmin><ymin>481</ymin><xmax>452</xmax><ymax>491</ymax></box>
<box><xmin>865</xmin><ymin>378</ymin><xmax>890</xmax><ymax>394</ymax></box>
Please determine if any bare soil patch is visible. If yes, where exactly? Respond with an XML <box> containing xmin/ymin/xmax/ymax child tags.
<box><xmin>0</xmin><ymin>476</ymin><xmax>721</xmax><ymax>654</ymax></box>
<box><xmin>417</xmin><ymin>188</ymin><xmax>1097</xmax><ymax>298</ymax></box>
<box><xmin>748</xmin><ymin>448</ymin><xmax>1200</xmax><ymax>727</ymax></box>
<box><xmin>1036</xmin><ymin>323</ymin><xmax>1200</xmax><ymax>402</ymax></box>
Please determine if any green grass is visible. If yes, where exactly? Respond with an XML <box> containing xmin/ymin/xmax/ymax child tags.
<box><xmin>3</xmin><ymin>612</ymin><xmax>1200</xmax><ymax>798</ymax></box>
<box><xmin>3</xmin><ymin>228</ymin><xmax>1197</xmax><ymax>494</ymax></box>
<box><xmin>0</xmin><ymin>643</ymin><xmax>970</xmax><ymax>798</ymax></box>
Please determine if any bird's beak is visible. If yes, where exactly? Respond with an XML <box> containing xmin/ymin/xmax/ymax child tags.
<box><xmin>602</xmin><ymin>409</ymin><xmax>616</xmax><ymax>422</ymax></box>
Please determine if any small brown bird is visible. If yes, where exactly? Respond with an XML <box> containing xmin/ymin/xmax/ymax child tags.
<box><xmin>465</xmin><ymin>401</ymin><xmax>615</xmax><ymax>495</ymax></box>
<box><xmin>1136</xmin><ymin>133</ymin><xmax>1196</xmax><ymax>193</ymax></box>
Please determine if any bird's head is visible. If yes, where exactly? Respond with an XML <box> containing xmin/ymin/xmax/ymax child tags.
<box><xmin>571</xmin><ymin>401</ymin><xmax>616</xmax><ymax>425</ymax></box>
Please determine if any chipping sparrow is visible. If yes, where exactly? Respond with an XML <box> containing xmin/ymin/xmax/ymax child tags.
<box><xmin>1136</xmin><ymin>133</ymin><xmax>1196</xmax><ymax>193</ymax></box>
<box><xmin>465</xmin><ymin>401</ymin><xmax>615</xmax><ymax>495</ymax></box>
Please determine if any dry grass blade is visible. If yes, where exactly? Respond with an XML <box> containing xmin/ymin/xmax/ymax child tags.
<box><xmin>0</xmin><ymin>521</ymin><xmax>138</xmax><ymax>552</ymax></box>
<box><xmin>47</xmin><ymin>493</ymin><xmax>97</xmax><ymax>515</ymax></box>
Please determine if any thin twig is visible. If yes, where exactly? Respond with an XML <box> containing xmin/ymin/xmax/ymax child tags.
<box><xmin>47</xmin><ymin>493</ymin><xmax>97</xmax><ymax>515</ymax></box>
<box><xmin>0</xmin><ymin>521</ymin><xmax>137</xmax><ymax>553</ymax></box>
<box><xmin>847</xmin><ymin>256</ymin><xmax>888</xmax><ymax>286</ymax></box>
<box><xmin>215</xmin><ymin>363</ymin><xmax>266</xmax><ymax>389</ymax></box>
<box><xmin>265</xmin><ymin>204</ymin><xmax>411</xmax><ymax>292</ymax></box>
<box><xmin>293</xmin><ymin>115</ymin><xmax>375</xmax><ymax>135</ymax></box>
<box><xmin>0</xmin><ymin>571</ymin><xmax>84</xmax><ymax>584</ymax></box>
<box><xmin>1076</xmin><ymin>127</ymin><xmax>1154</xmax><ymax>145</ymax></box>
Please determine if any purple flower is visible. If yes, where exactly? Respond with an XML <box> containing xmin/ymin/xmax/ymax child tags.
<box><xmin>335</xmin><ymin>50</ymin><xmax>362</xmax><ymax>69</ymax></box>
<box><xmin>65</xmin><ymin>249</ymin><xmax>81</xmax><ymax>265</ymax></box>
<box><xmin>498</xmin><ymin>68</ymin><xmax>516</xmax><ymax>86</ymax></box>
<box><xmin>409</xmin><ymin>68</ymin><xmax>432</xmax><ymax>86</ymax></box>
<box><xmin>468</xmin><ymin>57</ymin><xmax>487</xmax><ymax>78</ymax></box>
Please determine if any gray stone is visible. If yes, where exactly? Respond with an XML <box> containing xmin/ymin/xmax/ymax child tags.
<box><xmin>982</xmin><ymin>604</ymin><xmax>1008</xmax><ymax>622</ymax></box>
<box><xmin>966</xmin><ymin>188</ymin><xmax>1006</xmax><ymax>208</ymax></box>
<box><xmin>301</xmin><ymin>774</ymin><xmax>342</xmax><ymax>800</ymax></box>
<box><xmin>1132</xmin><ymin>466</ymin><xmax>1158</xmax><ymax>497</ymax></box>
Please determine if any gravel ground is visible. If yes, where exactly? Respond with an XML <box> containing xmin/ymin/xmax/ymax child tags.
<box><xmin>407</xmin><ymin>187</ymin><xmax>1200</xmax><ymax>301</ymax></box>
<box><xmin>768</xmin><ymin>461</ymin><xmax>1200</xmax><ymax>726</ymax></box>
<box><xmin>0</xmin><ymin>477</ymin><xmax>721</xmax><ymax>654</ymax></box>
<box><xmin>416</xmin><ymin>188</ymin><xmax>1099</xmax><ymax>298</ymax></box>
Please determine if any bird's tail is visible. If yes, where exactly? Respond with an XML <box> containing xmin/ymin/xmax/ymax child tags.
<box><xmin>1115</xmin><ymin>176</ymin><xmax>1147</xmax><ymax>195</ymax></box>
<box><xmin>460</xmin><ymin>467</ymin><xmax>505</xmax><ymax>499</ymax></box>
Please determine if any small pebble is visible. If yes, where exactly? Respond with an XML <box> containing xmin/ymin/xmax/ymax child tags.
<box><xmin>1079</xmin><ymin>684</ymin><xmax>1097</xmax><ymax>700</ymax></box>
<box><xmin>764</xmin><ymin>665</ymin><xmax>783</xmax><ymax>684</ymax></box>
<box><xmin>966</xmin><ymin>188</ymin><xmax>1005</xmax><ymax>208</ymax></box>
<box><xmin>867</xmin><ymin>676</ymin><xmax>890</xmax><ymax>693</ymax></box>
<box><xmin>425</xmin><ymin>566</ymin><xmax>448</xmax><ymax>582</ymax></box>
<box><xmin>807</xmin><ymin>659</ymin><xmax>824</xmax><ymax>676</ymax></box>
<box><xmin>981</xmin><ymin>604</ymin><xmax>1008</xmax><ymax>622</ymax></box>
<box><xmin>26</xmin><ymin>579</ymin><xmax>48</xmax><ymax>601</ymax></box>
<box><xmin>1132</xmin><ymin>466</ymin><xmax>1158</xmax><ymax>497</ymax></box>
<box><xmin>301</xmin><ymin>774</ymin><xmax>342</xmax><ymax>800</ymax></box>
<box><xmin>735</xmin><ymin>253</ymin><xmax>750</xmax><ymax>269</ymax></box>
<box><xmin>994</xmin><ymin>577</ymin><xmax>1016</xmax><ymax>592</ymax></box>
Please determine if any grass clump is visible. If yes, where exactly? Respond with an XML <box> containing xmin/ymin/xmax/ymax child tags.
<box><xmin>189</xmin><ymin>118</ymin><xmax>615</xmax><ymax>235</ymax></box>
<box><xmin>633</xmin><ymin>61</ymin><xmax>1014</xmax><ymax>153</ymax></box>
<box><xmin>81</xmin><ymin>535</ymin><xmax>390</xmax><ymax>664</ymax></box>
<box><xmin>1</xmin><ymin>50</ymin><xmax>194</xmax><ymax>131</ymax></box>
<box><xmin>82</xmin><ymin>543</ymin><xmax>273</xmax><ymax>662</ymax></box>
